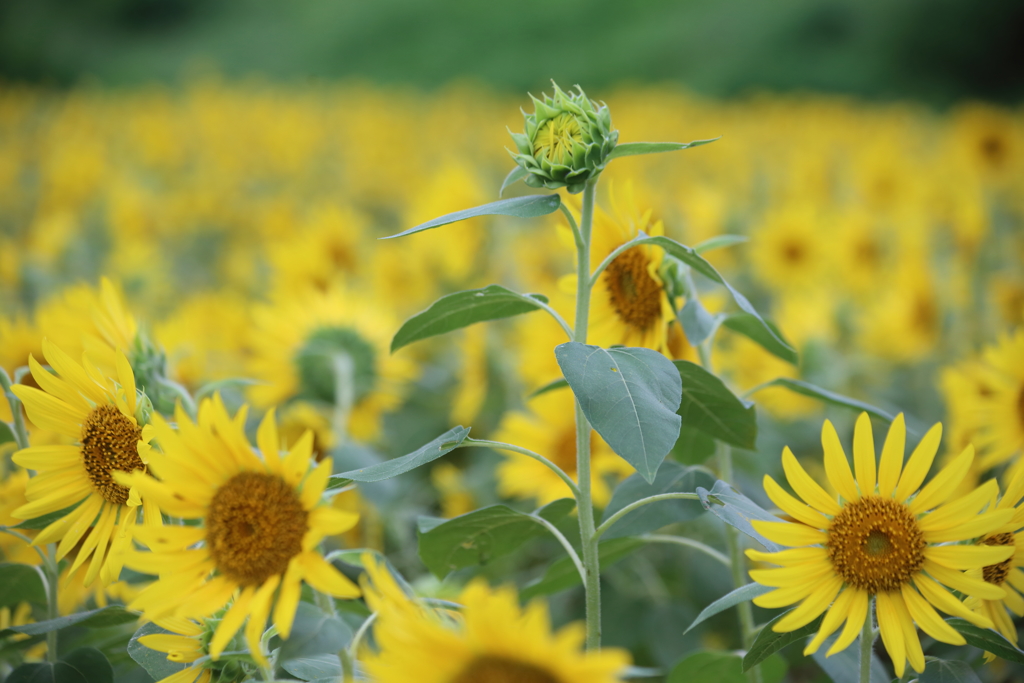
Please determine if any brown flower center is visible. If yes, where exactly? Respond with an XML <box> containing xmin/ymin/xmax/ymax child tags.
<box><xmin>451</xmin><ymin>657</ymin><xmax>561</xmax><ymax>683</ymax></box>
<box><xmin>80</xmin><ymin>405</ymin><xmax>145</xmax><ymax>505</ymax></box>
<box><xmin>206</xmin><ymin>472</ymin><xmax>308</xmax><ymax>586</ymax></box>
<box><xmin>603</xmin><ymin>247</ymin><xmax>662</xmax><ymax>331</ymax></box>
<box><xmin>827</xmin><ymin>495</ymin><xmax>925</xmax><ymax>593</ymax></box>
<box><xmin>981</xmin><ymin>532</ymin><xmax>1015</xmax><ymax>586</ymax></box>
<box><xmin>781</xmin><ymin>240</ymin><xmax>806</xmax><ymax>264</ymax></box>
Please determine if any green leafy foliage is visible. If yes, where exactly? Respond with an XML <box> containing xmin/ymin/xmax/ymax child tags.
<box><xmin>945</xmin><ymin>618</ymin><xmax>1024</xmax><ymax>663</ymax></box>
<box><xmin>1</xmin><ymin>606</ymin><xmax>137</xmax><ymax>636</ymax></box>
<box><xmin>527</xmin><ymin>377</ymin><xmax>569</xmax><ymax>398</ymax></box>
<box><xmin>281</xmin><ymin>654</ymin><xmax>343</xmax><ymax>681</ymax></box>
<box><xmin>749</xmin><ymin>378</ymin><xmax>896</xmax><ymax>423</ymax></box>
<box><xmin>669</xmin><ymin>650</ymin><xmax>786</xmax><ymax>683</ymax></box>
<box><xmin>391</xmin><ymin>286</ymin><xmax>549</xmax><ymax>352</ymax></box>
<box><xmin>278</xmin><ymin>602</ymin><xmax>353</xmax><ymax>661</ymax></box>
<box><xmin>698</xmin><ymin>480</ymin><xmax>782</xmax><ymax>551</ymax></box>
<box><xmin>499</xmin><ymin>165</ymin><xmax>529</xmax><ymax>196</ymax></box>
<box><xmin>0</xmin><ymin>421</ymin><xmax>15</xmax><ymax>445</ymax></box>
<box><xmin>8</xmin><ymin>647</ymin><xmax>113</xmax><ymax>683</ymax></box>
<box><xmin>601</xmin><ymin>462</ymin><xmax>713</xmax><ymax>539</ymax></box>
<box><xmin>671</xmin><ymin>425</ymin><xmax>716</xmax><ymax>465</ymax></box>
<box><xmin>920</xmin><ymin>658</ymin><xmax>983</xmax><ymax>683</ymax></box>
<box><xmin>330</xmin><ymin>426</ymin><xmax>470</xmax><ymax>484</ymax></box>
<box><xmin>555</xmin><ymin>342</ymin><xmax>682</xmax><ymax>483</ymax></box>
<box><xmin>606</xmin><ymin>138</ymin><xmax>720</xmax><ymax>161</ymax></box>
<box><xmin>810</xmin><ymin>633</ymin><xmax>890</xmax><ymax>683</ymax></box>
<box><xmin>674</xmin><ymin>360</ymin><xmax>757</xmax><ymax>449</ymax></box>
<box><xmin>521</xmin><ymin>537</ymin><xmax>646</xmax><ymax>600</ymax></box>
<box><xmin>684</xmin><ymin>583</ymin><xmax>772</xmax><ymax>634</ymax></box>
<box><xmin>382</xmin><ymin>194</ymin><xmax>561</xmax><ymax>239</ymax></box>
<box><xmin>0</xmin><ymin>563</ymin><xmax>46</xmax><ymax>607</ymax></box>
<box><xmin>417</xmin><ymin>499</ymin><xmax>575</xmax><ymax>578</ymax></box>
<box><xmin>743</xmin><ymin>610</ymin><xmax>823</xmax><ymax>670</ymax></box>
<box><xmin>127</xmin><ymin>622</ymin><xmax>188</xmax><ymax>681</ymax></box>
<box><xmin>678</xmin><ymin>299</ymin><xmax>717</xmax><ymax>345</ymax></box>
<box><xmin>721</xmin><ymin>313</ymin><xmax>798</xmax><ymax>365</ymax></box>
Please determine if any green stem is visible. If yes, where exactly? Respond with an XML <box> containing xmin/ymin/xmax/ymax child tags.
<box><xmin>460</xmin><ymin>439</ymin><xmax>580</xmax><ymax>499</ymax></box>
<box><xmin>640</xmin><ymin>534</ymin><xmax>731</xmax><ymax>567</ymax></box>
<box><xmin>593</xmin><ymin>492</ymin><xmax>700</xmax><ymax>540</ymax></box>
<box><xmin>860</xmin><ymin>605</ymin><xmax>873</xmax><ymax>683</ymax></box>
<box><xmin>573</xmin><ymin>179</ymin><xmax>601</xmax><ymax>651</ymax></box>
<box><xmin>528</xmin><ymin>513</ymin><xmax>585</xmax><ymax>583</ymax></box>
<box><xmin>44</xmin><ymin>545</ymin><xmax>59</xmax><ymax>662</ymax></box>
<box><xmin>332</xmin><ymin>354</ymin><xmax>354</xmax><ymax>448</ymax></box>
<box><xmin>0</xmin><ymin>367</ymin><xmax>30</xmax><ymax>450</ymax></box>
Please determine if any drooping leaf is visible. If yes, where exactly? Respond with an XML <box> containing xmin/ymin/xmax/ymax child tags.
<box><xmin>671</xmin><ymin>425</ymin><xmax>716</xmax><ymax>465</ymax></box>
<box><xmin>8</xmin><ymin>647</ymin><xmax>114</xmax><ymax>683</ymax></box>
<box><xmin>750</xmin><ymin>378</ymin><xmax>896</xmax><ymax>424</ymax></box>
<box><xmin>277</xmin><ymin>602</ymin><xmax>353</xmax><ymax>661</ymax></box>
<box><xmin>721</xmin><ymin>313</ymin><xmax>798</xmax><ymax>365</ymax></box>
<box><xmin>606</xmin><ymin>138</ymin><xmax>721</xmax><ymax>161</ymax></box>
<box><xmin>675</xmin><ymin>361</ymin><xmax>757</xmax><ymax>449</ymax></box>
<box><xmin>329</xmin><ymin>426</ymin><xmax>470</xmax><ymax>485</ymax></box>
<box><xmin>0</xmin><ymin>563</ymin><xmax>46</xmax><ymax>607</ymax></box>
<box><xmin>743</xmin><ymin>611</ymin><xmax>823</xmax><ymax>670</ymax></box>
<box><xmin>698</xmin><ymin>480</ymin><xmax>782</xmax><ymax>552</ymax></box>
<box><xmin>391</xmin><ymin>286</ymin><xmax>549</xmax><ymax>352</ymax></box>
<box><xmin>810</xmin><ymin>632</ymin><xmax>891</xmax><ymax>683</ymax></box>
<box><xmin>684</xmin><ymin>583</ymin><xmax>772</xmax><ymax>634</ymax></box>
<box><xmin>669</xmin><ymin>650</ymin><xmax>787</xmax><ymax>683</ymax></box>
<box><xmin>600</xmin><ymin>462</ymin><xmax>713</xmax><ymax>539</ymax></box>
<box><xmin>382</xmin><ymin>194</ymin><xmax>561</xmax><ymax>239</ymax></box>
<box><xmin>521</xmin><ymin>537</ymin><xmax>646</xmax><ymax>600</ymax></box>
<box><xmin>499</xmin><ymin>166</ymin><xmax>529</xmax><ymax>196</ymax></box>
<box><xmin>281</xmin><ymin>654</ymin><xmax>342</xmax><ymax>681</ymax></box>
<box><xmin>1</xmin><ymin>606</ymin><xmax>137</xmax><ymax>636</ymax></box>
<box><xmin>417</xmin><ymin>499</ymin><xmax>575</xmax><ymax>578</ymax></box>
<box><xmin>128</xmin><ymin>622</ymin><xmax>188</xmax><ymax>681</ymax></box>
<box><xmin>919</xmin><ymin>658</ymin><xmax>983</xmax><ymax>683</ymax></box>
<box><xmin>556</xmin><ymin>343</ymin><xmax>682</xmax><ymax>483</ymax></box>
<box><xmin>693</xmin><ymin>234</ymin><xmax>748</xmax><ymax>254</ymax></box>
<box><xmin>678</xmin><ymin>299</ymin><xmax>717</xmax><ymax>346</ymax></box>
<box><xmin>945</xmin><ymin>618</ymin><xmax>1024</xmax><ymax>664</ymax></box>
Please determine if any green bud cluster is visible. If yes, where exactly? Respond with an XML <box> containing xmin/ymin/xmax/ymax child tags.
<box><xmin>508</xmin><ymin>83</ymin><xmax>617</xmax><ymax>194</ymax></box>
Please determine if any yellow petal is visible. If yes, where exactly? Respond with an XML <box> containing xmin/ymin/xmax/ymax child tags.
<box><xmin>877</xmin><ymin>413</ymin><xmax>905</xmax><ymax>497</ymax></box>
<box><xmin>804</xmin><ymin>588</ymin><xmax>856</xmax><ymax>655</ymax></box>
<box><xmin>138</xmin><ymin>634</ymin><xmax>203</xmax><ymax>655</ymax></box>
<box><xmin>913</xmin><ymin>574</ymin><xmax>995</xmax><ymax>629</ymax></box>
<box><xmin>244</xmin><ymin>576</ymin><xmax>280</xmax><ymax>669</ymax></box>
<box><xmin>256</xmin><ymin>407</ymin><xmax>281</xmax><ymax>471</ymax></box>
<box><xmin>852</xmin><ymin>413</ymin><xmax>876</xmax><ymax>495</ymax></box>
<box><xmin>876</xmin><ymin>592</ymin><xmax>906</xmax><ymax>679</ymax></box>
<box><xmin>754</xmin><ymin>574</ymin><xmax>832</xmax><ymax>609</ymax></box>
<box><xmin>209</xmin><ymin>588</ymin><xmax>254</xmax><ymax>660</ymax></box>
<box><xmin>115</xmin><ymin>350</ymin><xmax>137</xmax><ymax>417</ymax></box>
<box><xmin>27</xmin><ymin>355</ymin><xmax>91</xmax><ymax>414</ymax></box>
<box><xmin>297</xmin><ymin>552</ymin><xmax>360</xmax><ymax>598</ymax></box>
<box><xmin>42</xmin><ymin>339</ymin><xmax>108</xmax><ymax>405</ymax></box>
<box><xmin>918</xmin><ymin>479</ymin><xmax>1000</xmax><ymax>532</ymax></box>
<box><xmin>783</xmin><ymin>447</ymin><xmax>841</xmax><ymax>516</ymax></box>
<box><xmin>282</xmin><ymin>431</ymin><xmax>313</xmax><ymax>487</ymax></box>
<box><xmin>895</xmin><ymin>422</ymin><xmax>942</xmax><ymax>503</ymax></box>
<box><xmin>749</xmin><ymin>561</ymin><xmax>834</xmax><ymax>587</ymax></box>
<box><xmin>273</xmin><ymin>562</ymin><xmax>303</xmax><ymax>639</ymax></box>
<box><xmin>901</xmin><ymin>583</ymin><xmax>965</xmax><ymax>645</ymax></box>
<box><xmin>922</xmin><ymin>509</ymin><xmax>1014</xmax><ymax>543</ymax></box>
<box><xmin>752</xmin><ymin>520</ymin><xmax>827</xmax><ymax>547</ymax></box>
<box><xmin>925</xmin><ymin>544</ymin><xmax>1014</xmax><ymax>570</ymax></box>
<box><xmin>892</xmin><ymin>591</ymin><xmax>925</xmax><ymax>674</ymax></box>
<box><xmin>773</xmin><ymin>574</ymin><xmax>843</xmax><ymax>631</ymax></box>
<box><xmin>922</xmin><ymin>559</ymin><xmax>1006</xmax><ymax>600</ymax></box>
<box><xmin>763</xmin><ymin>475</ymin><xmax>830</xmax><ymax>529</ymax></box>
<box><xmin>308</xmin><ymin>506</ymin><xmax>360</xmax><ymax>537</ymax></box>
<box><xmin>746</xmin><ymin>547</ymin><xmax>828</xmax><ymax>566</ymax></box>
<box><xmin>300</xmin><ymin>458</ymin><xmax>332</xmax><ymax>511</ymax></box>
<box><xmin>909</xmin><ymin>444</ymin><xmax>975</xmax><ymax>514</ymax></box>
<box><xmin>55</xmin><ymin>495</ymin><xmax>105</xmax><ymax>561</ymax></box>
<box><xmin>12</xmin><ymin>444</ymin><xmax>82</xmax><ymax>471</ymax></box>
<box><xmin>822</xmin><ymin>420</ymin><xmax>859</xmax><ymax>503</ymax></box>
<box><xmin>826</xmin><ymin>588</ymin><xmax>869</xmax><ymax>656</ymax></box>
<box><xmin>133</xmin><ymin>525</ymin><xmax>207</xmax><ymax>552</ymax></box>
<box><xmin>11</xmin><ymin>385</ymin><xmax>82</xmax><ymax>438</ymax></box>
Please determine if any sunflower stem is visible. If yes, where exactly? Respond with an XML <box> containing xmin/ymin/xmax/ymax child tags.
<box><xmin>331</xmin><ymin>353</ymin><xmax>354</xmax><ymax>447</ymax></box>
<box><xmin>459</xmin><ymin>439</ymin><xmax>581</xmax><ymax>499</ymax></box>
<box><xmin>859</xmin><ymin>605</ymin><xmax>874</xmax><ymax>683</ymax></box>
<box><xmin>593</xmin><ymin>492</ymin><xmax>700</xmax><ymax>540</ymax></box>
<box><xmin>44</xmin><ymin>544</ymin><xmax>59</xmax><ymax>662</ymax></box>
<box><xmin>574</xmin><ymin>178</ymin><xmax>602</xmax><ymax>651</ymax></box>
<box><xmin>0</xmin><ymin>367</ymin><xmax>30</xmax><ymax>450</ymax></box>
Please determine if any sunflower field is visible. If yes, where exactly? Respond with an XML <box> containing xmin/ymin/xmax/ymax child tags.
<box><xmin>0</xmin><ymin>76</ymin><xmax>1023</xmax><ymax>683</ymax></box>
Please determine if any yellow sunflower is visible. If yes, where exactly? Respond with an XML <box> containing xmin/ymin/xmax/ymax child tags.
<box><xmin>964</xmin><ymin>467</ymin><xmax>1024</xmax><ymax>653</ymax></box>
<box><xmin>583</xmin><ymin>183</ymin><xmax>677</xmax><ymax>352</ymax></box>
<box><xmin>748</xmin><ymin>202</ymin><xmax>829</xmax><ymax>294</ymax></box>
<box><xmin>121</xmin><ymin>397</ymin><xmax>361</xmax><ymax>666</ymax></box>
<box><xmin>359</xmin><ymin>553</ymin><xmax>630</xmax><ymax>683</ymax></box>
<box><xmin>246</xmin><ymin>285</ymin><xmax>416</xmax><ymax>442</ymax></box>
<box><xmin>135</xmin><ymin>616</ymin><xmax>234</xmax><ymax>683</ymax></box>
<box><xmin>749</xmin><ymin>413</ymin><xmax>1014</xmax><ymax>678</ymax></box>
<box><xmin>11</xmin><ymin>340</ymin><xmax>157</xmax><ymax>587</ymax></box>
<box><xmin>972</xmin><ymin>329</ymin><xmax>1024</xmax><ymax>473</ymax></box>
<box><xmin>494</xmin><ymin>389</ymin><xmax>633</xmax><ymax>507</ymax></box>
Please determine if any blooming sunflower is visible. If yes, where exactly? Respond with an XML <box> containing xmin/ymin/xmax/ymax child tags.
<box><xmin>122</xmin><ymin>397</ymin><xmax>361</xmax><ymax>666</ymax></box>
<box><xmin>359</xmin><ymin>553</ymin><xmax>630</xmax><ymax>683</ymax></box>
<box><xmin>748</xmin><ymin>202</ymin><xmax>829</xmax><ymax>294</ymax></box>
<box><xmin>11</xmin><ymin>340</ymin><xmax>157</xmax><ymax>587</ymax></box>
<box><xmin>136</xmin><ymin>616</ymin><xmax>247</xmax><ymax>683</ymax></box>
<box><xmin>749</xmin><ymin>413</ymin><xmax>1014</xmax><ymax>678</ymax></box>
<box><xmin>494</xmin><ymin>389</ymin><xmax>632</xmax><ymax>507</ymax></box>
<box><xmin>246</xmin><ymin>285</ymin><xmax>416</xmax><ymax>442</ymax></box>
<box><xmin>971</xmin><ymin>329</ymin><xmax>1024</xmax><ymax>474</ymax></box>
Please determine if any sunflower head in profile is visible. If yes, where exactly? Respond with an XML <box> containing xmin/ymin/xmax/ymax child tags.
<box><xmin>122</xmin><ymin>396</ymin><xmax>360</xmax><ymax>666</ymax></box>
<box><xmin>972</xmin><ymin>329</ymin><xmax>1024</xmax><ymax>474</ymax></box>
<box><xmin>358</xmin><ymin>553</ymin><xmax>630</xmax><ymax>683</ymax></box>
<box><xmin>748</xmin><ymin>413</ymin><xmax>1014</xmax><ymax>678</ymax></box>
<box><xmin>11</xmin><ymin>339</ymin><xmax>157</xmax><ymax>587</ymax></box>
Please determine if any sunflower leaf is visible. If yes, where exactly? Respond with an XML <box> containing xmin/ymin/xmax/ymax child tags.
<box><xmin>685</xmin><ymin>583</ymin><xmax>772</xmax><ymax>634</ymax></box>
<box><xmin>0</xmin><ymin>606</ymin><xmax>138</xmax><ymax>636</ymax></box>
<box><xmin>671</xmin><ymin>650</ymin><xmax>787</xmax><ymax>683</ymax></box>
<box><xmin>0</xmin><ymin>563</ymin><xmax>46</xmax><ymax>607</ymax></box>
<box><xmin>749</xmin><ymin>378</ymin><xmax>896</xmax><ymax>424</ymax></box>
<box><xmin>693</xmin><ymin>234</ymin><xmax>748</xmax><ymax>254</ymax></box>
<box><xmin>7</xmin><ymin>647</ymin><xmax>113</xmax><ymax>683</ymax></box>
<box><xmin>128</xmin><ymin>622</ymin><xmax>188</xmax><ymax>681</ymax></box>
<box><xmin>810</xmin><ymin>631</ymin><xmax>889</xmax><ymax>683</ymax></box>
<box><xmin>417</xmin><ymin>499</ymin><xmax>575</xmax><ymax>578</ymax></box>
<box><xmin>521</xmin><ymin>536</ymin><xmax>646</xmax><ymax>600</ymax></box>
<box><xmin>281</xmin><ymin>654</ymin><xmax>342</xmax><ymax>681</ymax></box>
<box><xmin>527</xmin><ymin>377</ymin><xmax>569</xmax><ymax>398</ymax></box>
<box><xmin>330</xmin><ymin>425</ymin><xmax>470</xmax><ymax>484</ymax></box>
<box><xmin>675</xmin><ymin>361</ymin><xmax>757</xmax><ymax>449</ymax></box>
<box><xmin>697</xmin><ymin>480</ymin><xmax>782</xmax><ymax>552</ymax></box>
<box><xmin>721</xmin><ymin>313</ymin><xmax>798</xmax><ymax>365</ymax></box>
<box><xmin>919</xmin><ymin>658</ymin><xmax>983</xmax><ymax>683</ymax></box>
<box><xmin>678</xmin><ymin>298</ymin><xmax>717</xmax><ymax>346</ymax></box>
<box><xmin>601</xmin><ymin>462</ymin><xmax>714</xmax><ymax>539</ymax></box>
<box><xmin>391</xmin><ymin>286</ymin><xmax>549</xmax><ymax>352</ymax></box>
<box><xmin>499</xmin><ymin>165</ymin><xmax>529</xmax><ymax>196</ymax></box>
<box><xmin>606</xmin><ymin>138</ymin><xmax>721</xmax><ymax>161</ymax></box>
<box><xmin>945</xmin><ymin>618</ymin><xmax>1024</xmax><ymax>664</ymax></box>
<box><xmin>278</xmin><ymin>602</ymin><xmax>352</xmax><ymax>661</ymax></box>
<box><xmin>556</xmin><ymin>343</ymin><xmax>682</xmax><ymax>484</ymax></box>
<box><xmin>743</xmin><ymin>611</ymin><xmax>824</xmax><ymax>671</ymax></box>
<box><xmin>381</xmin><ymin>194</ymin><xmax>561</xmax><ymax>239</ymax></box>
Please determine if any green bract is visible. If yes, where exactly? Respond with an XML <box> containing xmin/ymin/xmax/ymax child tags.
<box><xmin>508</xmin><ymin>82</ymin><xmax>618</xmax><ymax>194</ymax></box>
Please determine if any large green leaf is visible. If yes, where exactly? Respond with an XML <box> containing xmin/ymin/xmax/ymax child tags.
<box><xmin>698</xmin><ymin>480</ymin><xmax>782</xmax><ymax>552</ymax></box>
<box><xmin>329</xmin><ymin>426</ymin><xmax>470</xmax><ymax>485</ymax></box>
<box><xmin>521</xmin><ymin>537</ymin><xmax>646</xmax><ymax>600</ymax></box>
<box><xmin>743</xmin><ymin>611</ymin><xmax>823</xmax><ymax>670</ymax></box>
<box><xmin>382</xmin><ymin>194</ymin><xmax>561</xmax><ymax>239</ymax></box>
<box><xmin>555</xmin><ymin>343</ymin><xmax>682</xmax><ymax>483</ymax></box>
<box><xmin>1</xmin><ymin>606</ymin><xmax>137</xmax><ymax>636</ymax></box>
<box><xmin>606</xmin><ymin>138</ymin><xmax>720</xmax><ymax>161</ymax></box>
<box><xmin>600</xmin><ymin>462</ymin><xmax>713</xmax><ymax>539</ymax></box>
<box><xmin>721</xmin><ymin>313</ymin><xmax>798</xmax><ymax>365</ymax></box>
<box><xmin>391</xmin><ymin>286</ymin><xmax>549</xmax><ymax>352</ymax></box>
<box><xmin>946</xmin><ymin>618</ymin><xmax>1024</xmax><ymax>663</ymax></box>
<box><xmin>670</xmin><ymin>651</ymin><xmax>786</xmax><ymax>683</ymax></box>
<box><xmin>674</xmin><ymin>361</ymin><xmax>757</xmax><ymax>449</ymax></box>
<box><xmin>417</xmin><ymin>499</ymin><xmax>575</xmax><ymax>578</ymax></box>
<box><xmin>8</xmin><ymin>647</ymin><xmax>113</xmax><ymax>683</ymax></box>
<box><xmin>671</xmin><ymin>425</ymin><xmax>716</xmax><ymax>465</ymax></box>
<box><xmin>750</xmin><ymin>378</ymin><xmax>896</xmax><ymax>424</ymax></box>
<box><xmin>278</xmin><ymin>602</ymin><xmax>353</xmax><ymax>661</ymax></box>
<box><xmin>0</xmin><ymin>563</ymin><xmax>46</xmax><ymax>607</ymax></box>
<box><xmin>920</xmin><ymin>658</ymin><xmax>982</xmax><ymax>683</ymax></box>
<box><xmin>684</xmin><ymin>582</ymin><xmax>772</xmax><ymax>634</ymax></box>
<box><xmin>128</xmin><ymin>622</ymin><xmax>188</xmax><ymax>681</ymax></box>
<box><xmin>282</xmin><ymin>654</ymin><xmax>342</xmax><ymax>681</ymax></box>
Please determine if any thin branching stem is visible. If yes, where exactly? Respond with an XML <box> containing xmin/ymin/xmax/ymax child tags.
<box><xmin>641</xmin><ymin>535</ymin><xmax>731</xmax><ymax>567</ymax></box>
<box><xmin>460</xmin><ymin>439</ymin><xmax>581</xmax><ymax>499</ymax></box>
<box><xmin>593</xmin><ymin>493</ymin><xmax>700</xmax><ymax>541</ymax></box>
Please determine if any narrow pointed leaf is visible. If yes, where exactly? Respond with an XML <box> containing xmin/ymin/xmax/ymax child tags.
<box><xmin>694</xmin><ymin>234</ymin><xmax>748</xmax><ymax>254</ymax></box>
<box><xmin>743</xmin><ymin>611</ymin><xmax>824</xmax><ymax>671</ymax></box>
<box><xmin>601</xmin><ymin>462</ymin><xmax>713</xmax><ymax>539</ymax></box>
<box><xmin>0</xmin><ymin>606</ymin><xmax>137</xmax><ymax>636</ymax></box>
<box><xmin>382</xmin><ymin>194</ymin><xmax>561</xmax><ymax>239</ymax></box>
<box><xmin>722</xmin><ymin>313</ymin><xmax>797</xmax><ymax>365</ymax></box>
<box><xmin>675</xmin><ymin>361</ymin><xmax>757</xmax><ymax>449</ymax></box>
<box><xmin>330</xmin><ymin>426</ymin><xmax>470</xmax><ymax>484</ymax></box>
<box><xmin>499</xmin><ymin>166</ymin><xmax>529</xmax><ymax>196</ymax></box>
<box><xmin>945</xmin><ymin>618</ymin><xmax>1024</xmax><ymax>663</ymax></box>
<box><xmin>528</xmin><ymin>378</ymin><xmax>569</xmax><ymax>398</ymax></box>
<box><xmin>391</xmin><ymin>286</ymin><xmax>548</xmax><ymax>352</ymax></box>
<box><xmin>698</xmin><ymin>480</ymin><xmax>782</xmax><ymax>551</ymax></box>
<box><xmin>607</xmin><ymin>138</ymin><xmax>721</xmax><ymax>161</ymax></box>
<box><xmin>750</xmin><ymin>378</ymin><xmax>896</xmax><ymax>424</ymax></box>
<box><xmin>685</xmin><ymin>583</ymin><xmax>772</xmax><ymax>634</ymax></box>
<box><xmin>556</xmin><ymin>343</ymin><xmax>682</xmax><ymax>483</ymax></box>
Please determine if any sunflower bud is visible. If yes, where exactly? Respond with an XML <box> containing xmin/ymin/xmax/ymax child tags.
<box><xmin>508</xmin><ymin>83</ymin><xmax>618</xmax><ymax>194</ymax></box>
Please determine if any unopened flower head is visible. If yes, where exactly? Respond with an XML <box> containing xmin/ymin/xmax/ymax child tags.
<box><xmin>508</xmin><ymin>82</ymin><xmax>618</xmax><ymax>194</ymax></box>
